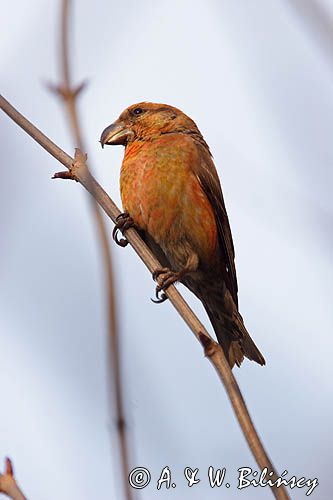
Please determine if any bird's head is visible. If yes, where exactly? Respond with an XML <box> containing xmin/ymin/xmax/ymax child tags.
<box><xmin>100</xmin><ymin>102</ymin><xmax>201</xmax><ymax>147</ymax></box>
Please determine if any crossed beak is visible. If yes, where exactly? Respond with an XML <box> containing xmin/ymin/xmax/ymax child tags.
<box><xmin>100</xmin><ymin>121</ymin><xmax>134</xmax><ymax>147</ymax></box>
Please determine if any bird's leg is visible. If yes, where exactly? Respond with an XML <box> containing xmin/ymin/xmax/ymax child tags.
<box><xmin>112</xmin><ymin>212</ymin><xmax>136</xmax><ymax>247</ymax></box>
<box><xmin>152</xmin><ymin>253</ymin><xmax>199</xmax><ymax>304</ymax></box>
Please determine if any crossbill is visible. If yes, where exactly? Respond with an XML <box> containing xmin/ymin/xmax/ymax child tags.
<box><xmin>100</xmin><ymin>103</ymin><xmax>265</xmax><ymax>368</ymax></box>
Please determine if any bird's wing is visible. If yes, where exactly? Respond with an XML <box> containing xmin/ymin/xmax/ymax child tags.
<box><xmin>193</xmin><ymin>142</ymin><xmax>239</xmax><ymax>307</ymax></box>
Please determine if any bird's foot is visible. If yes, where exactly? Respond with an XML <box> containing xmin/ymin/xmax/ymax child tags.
<box><xmin>112</xmin><ymin>212</ymin><xmax>136</xmax><ymax>247</ymax></box>
<box><xmin>151</xmin><ymin>268</ymin><xmax>183</xmax><ymax>304</ymax></box>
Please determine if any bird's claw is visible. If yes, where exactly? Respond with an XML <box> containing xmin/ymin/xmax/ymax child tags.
<box><xmin>151</xmin><ymin>285</ymin><xmax>168</xmax><ymax>304</ymax></box>
<box><xmin>151</xmin><ymin>268</ymin><xmax>181</xmax><ymax>304</ymax></box>
<box><xmin>112</xmin><ymin>212</ymin><xmax>135</xmax><ymax>247</ymax></box>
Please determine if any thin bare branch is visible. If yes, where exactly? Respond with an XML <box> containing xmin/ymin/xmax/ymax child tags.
<box><xmin>285</xmin><ymin>0</ymin><xmax>333</xmax><ymax>64</ymax></box>
<box><xmin>0</xmin><ymin>458</ymin><xmax>27</xmax><ymax>500</ymax></box>
<box><xmin>50</xmin><ymin>1</ymin><xmax>133</xmax><ymax>499</ymax></box>
<box><xmin>0</xmin><ymin>94</ymin><xmax>290</xmax><ymax>500</ymax></box>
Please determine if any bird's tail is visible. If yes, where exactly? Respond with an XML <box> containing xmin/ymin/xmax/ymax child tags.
<box><xmin>201</xmin><ymin>295</ymin><xmax>265</xmax><ymax>368</ymax></box>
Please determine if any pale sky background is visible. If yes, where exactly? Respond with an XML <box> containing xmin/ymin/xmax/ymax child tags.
<box><xmin>1</xmin><ymin>1</ymin><xmax>333</xmax><ymax>499</ymax></box>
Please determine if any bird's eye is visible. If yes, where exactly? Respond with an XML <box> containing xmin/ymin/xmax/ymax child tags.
<box><xmin>133</xmin><ymin>107</ymin><xmax>143</xmax><ymax>116</ymax></box>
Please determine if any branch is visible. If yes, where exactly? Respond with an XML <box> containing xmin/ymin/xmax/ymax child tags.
<box><xmin>49</xmin><ymin>2</ymin><xmax>133</xmax><ymax>499</ymax></box>
<box><xmin>285</xmin><ymin>0</ymin><xmax>333</xmax><ymax>64</ymax></box>
<box><xmin>0</xmin><ymin>458</ymin><xmax>27</xmax><ymax>500</ymax></box>
<box><xmin>0</xmin><ymin>94</ymin><xmax>290</xmax><ymax>500</ymax></box>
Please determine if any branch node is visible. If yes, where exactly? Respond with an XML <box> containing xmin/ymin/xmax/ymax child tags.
<box><xmin>52</xmin><ymin>170</ymin><xmax>77</xmax><ymax>181</ymax></box>
<box><xmin>199</xmin><ymin>331</ymin><xmax>218</xmax><ymax>357</ymax></box>
<box><xmin>4</xmin><ymin>457</ymin><xmax>13</xmax><ymax>478</ymax></box>
<box><xmin>0</xmin><ymin>457</ymin><xmax>27</xmax><ymax>499</ymax></box>
<box><xmin>53</xmin><ymin>149</ymin><xmax>88</xmax><ymax>181</ymax></box>
<box><xmin>73</xmin><ymin>80</ymin><xmax>88</xmax><ymax>98</ymax></box>
<box><xmin>74</xmin><ymin>147</ymin><xmax>88</xmax><ymax>164</ymax></box>
<box><xmin>72</xmin><ymin>147</ymin><xmax>88</xmax><ymax>175</ymax></box>
<box><xmin>47</xmin><ymin>80</ymin><xmax>87</xmax><ymax>101</ymax></box>
<box><xmin>116</xmin><ymin>417</ymin><xmax>127</xmax><ymax>432</ymax></box>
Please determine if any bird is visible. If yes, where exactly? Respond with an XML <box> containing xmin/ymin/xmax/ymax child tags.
<box><xmin>100</xmin><ymin>102</ymin><xmax>265</xmax><ymax>368</ymax></box>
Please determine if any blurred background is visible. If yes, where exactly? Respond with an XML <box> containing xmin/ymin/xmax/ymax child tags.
<box><xmin>1</xmin><ymin>1</ymin><xmax>332</xmax><ymax>498</ymax></box>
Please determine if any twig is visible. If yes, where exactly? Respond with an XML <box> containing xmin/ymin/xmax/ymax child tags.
<box><xmin>0</xmin><ymin>458</ymin><xmax>27</xmax><ymax>500</ymax></box>
<box><xmin>0</xmin><ymin>94</ymin><xmax>290</xmax><ymax>500</ymax></box>
<box><xmin>285</xmin><ymin>0</ymin><xmax>333</xmax><ymax>64</ymax></box>
<box><xmin>48</xmin><ymin>1</ymin><xmax>133</xmax><ymax>499</ymax></box>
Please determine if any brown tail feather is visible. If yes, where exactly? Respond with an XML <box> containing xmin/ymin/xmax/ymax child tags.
<box><xmin>202</xmin><ymin>298</ymin><xmax>265</xmax><ymax>369</ymax></box>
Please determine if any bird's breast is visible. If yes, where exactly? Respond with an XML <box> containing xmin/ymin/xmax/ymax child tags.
<box><xmin>120</xmin><ymin>135</ymin><xmax>217</xmax><ymax>263</ymax></box>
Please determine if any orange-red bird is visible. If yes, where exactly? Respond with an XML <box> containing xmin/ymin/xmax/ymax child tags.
<box><xmin>100</xmin><ymin>103</ymin><xmax>265</xmax><ymax>368</ymax></box>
